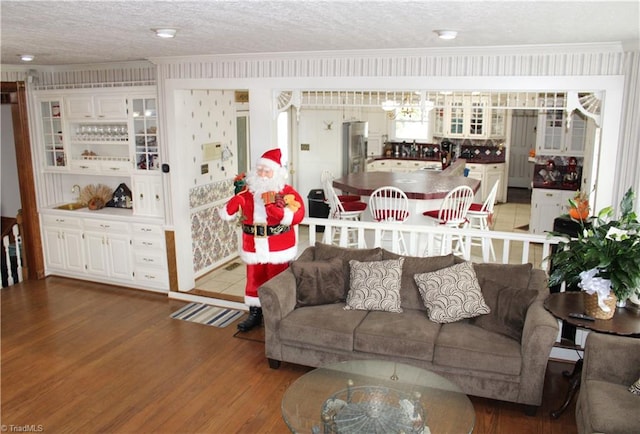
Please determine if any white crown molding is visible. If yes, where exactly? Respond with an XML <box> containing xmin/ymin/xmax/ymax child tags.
<box><xmin>149</xmin><ymin>42</ymin><xmax>626</xmax><ymax>65</ymax></box>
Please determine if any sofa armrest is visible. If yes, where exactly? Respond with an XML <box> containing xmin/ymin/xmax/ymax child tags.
<box><xmin>517</xmin><ymin>299</ymin><xmax>560</xmax><ymax>405</ymax></box>
<box><xmin>582</xmin><ymin>332</ymin><xmax>640</xmax><ymax>386</ymax></box>
<box><xmin>259</xmin><ymin>268</ymin><xmax>297</xmax><ymax>327</ymax></box>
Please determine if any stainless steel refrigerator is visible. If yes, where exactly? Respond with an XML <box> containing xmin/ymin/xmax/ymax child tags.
<box><xmin>342</xmin><ymin>121</ymin><xmax>368</xmax><ymax>176</ymax></box>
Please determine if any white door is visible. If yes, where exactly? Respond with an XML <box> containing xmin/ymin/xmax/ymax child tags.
<box><xmin>508</xmin><ymin>110</ymin><xmax>537</xmax><ymax>189</ymax></box>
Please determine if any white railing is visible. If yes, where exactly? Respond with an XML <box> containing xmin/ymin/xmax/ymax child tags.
<box><xmin>302</xmin><ymin>217</ymin><xmax>561</xmax><ymax>272</ymax></box>
<box><xmin>2</xmin><ymin>223</ymin><xmax>23</xmax><ymax>287</ymax></box>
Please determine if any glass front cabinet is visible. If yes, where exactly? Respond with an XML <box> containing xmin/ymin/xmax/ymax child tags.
<box><xmin>39</xmin><ymin>98</ymin><xmax>67</xmax><ymax>170</ymax></box>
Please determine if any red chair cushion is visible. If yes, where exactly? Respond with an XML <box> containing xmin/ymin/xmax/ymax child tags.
<box><xmin>338</xmin><ymin>194</ymin><xmax>361</xmax><ymax>202</ymax></box>
<box><xmin>468</xmin><ymin>203</ymin><xmax>484</xmax><ymax>212</ymax></box>
<box><xmin>341</xmin><ymin>201</ymin><xmax>367</xmax><ymax>212</ymax></box>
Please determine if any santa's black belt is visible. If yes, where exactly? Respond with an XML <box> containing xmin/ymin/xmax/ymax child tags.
<box><xmin>242</xmin><ymin>223</ymin><xmax>290</xmax><ymax>237</ymax></box>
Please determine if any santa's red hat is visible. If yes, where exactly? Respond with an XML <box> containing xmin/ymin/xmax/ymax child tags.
<box><xmin>257</xmin><ymin>148</ymin><xmax>282</xmax><ymax>171</ymax></box>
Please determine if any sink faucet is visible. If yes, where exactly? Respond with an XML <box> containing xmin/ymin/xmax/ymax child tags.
<box><xmin>72</xmin><ymin>184</ymin><xmax>81</xmax><ymax>201</ymax></box>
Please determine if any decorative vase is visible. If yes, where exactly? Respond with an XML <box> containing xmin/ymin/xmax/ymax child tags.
<box><xmin>616</xmin><ymin>298</ymin><xmax>627</xmax><ymax>308</ymax></box>
<box><xmin>583</xmin><ymin>291</ymin><xmax>617</xmax><ymax>320</ymax></box>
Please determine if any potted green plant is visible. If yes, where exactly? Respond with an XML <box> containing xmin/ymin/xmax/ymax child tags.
<box><xmin>548</xmin><ymin>188</ymin><xmax>640</xmax><ymax>317</ymax></box>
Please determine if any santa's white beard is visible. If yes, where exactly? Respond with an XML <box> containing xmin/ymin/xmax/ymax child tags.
<box><xmin>246</xmin><ymin>172</ymin><xmax>286</xmax><ymax>196</ymax></box>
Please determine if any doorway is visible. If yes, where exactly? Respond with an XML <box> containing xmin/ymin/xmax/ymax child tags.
<box><xmin>1</xmin><ymin>81</ymin><xmax>44</xmax><ymax>280</ymax></box>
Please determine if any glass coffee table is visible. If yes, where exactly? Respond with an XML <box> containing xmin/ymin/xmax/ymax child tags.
<box><xmin>282</xmin><ymin>359</ymin><xmax>475</xmax><ymax>433</ymax></box>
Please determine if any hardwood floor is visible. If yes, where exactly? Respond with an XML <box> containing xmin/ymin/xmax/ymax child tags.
<box><xmin>1</xmin><ymin>277</ymin><xmax>578</xmax><ymax>433</ymax></box>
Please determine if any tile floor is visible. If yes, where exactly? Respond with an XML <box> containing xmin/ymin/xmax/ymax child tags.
<box><xmin>194</xmin><ymin>188</ymin><xmax>536</xmax><ymax>301</ymax></box>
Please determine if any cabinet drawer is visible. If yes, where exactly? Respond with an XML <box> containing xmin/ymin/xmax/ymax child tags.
<box><xmin>134</xmin><ymin>251</ymin><xmax>164</xmax><ymax>268</ymax></box>
<box><xmin>131</xmin><ymin>224</ymin><xmax>163</xmax><ymax>237</ymax></box>
<box><xmin>134</xmin><ymin>268</ymin><xmax>168</xmax><ymax>285</ymax></box>
<box><xmin>100</xmin><ymin>160</ymin><xmax>131</xmax><ymax>173</ymax></box>
<box><xmin>84</xmin><ymin>219</ymin><xmax>129</xmax><ymax>233</ymax></box>
<box><xmin>42</xmin><ymin>214</ymin><xmax>82</xmax><ymax>228</ymax></box>
<box><xmin>70</xmin><ymin>159</ymin><xmax>100</xmax><ymax>171</ymax></box>
<box><xmin>132</xmin><ymin>237</ymin><xmax>164</xmax><ymax>250</ymax></box>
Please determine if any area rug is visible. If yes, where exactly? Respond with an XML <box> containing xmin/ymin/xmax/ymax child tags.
<box><xmin>170</xmin><ymin>302</ymin><xmax>244</xmax><ymax>328</ymax></box>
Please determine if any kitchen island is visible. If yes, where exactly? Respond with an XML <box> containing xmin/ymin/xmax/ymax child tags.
<box><xmin>333</xmin><ymin>160</ymin><xmax>480</xmax><ymax>225</ymax></box>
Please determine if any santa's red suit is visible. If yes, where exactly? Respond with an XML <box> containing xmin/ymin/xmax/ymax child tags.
<box><xmin>218</xmin><ymin>149</ymin><xmax>305</xmax><ymax>309</ymax></box>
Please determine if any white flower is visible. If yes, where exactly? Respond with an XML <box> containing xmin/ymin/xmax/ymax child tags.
<box><xmin>605</xmin><ymin>227</ymin><xmax>630</xmax><ymax>241</ymax></box>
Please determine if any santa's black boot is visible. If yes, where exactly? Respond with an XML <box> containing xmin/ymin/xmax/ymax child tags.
<box><xmin>237</xmin><ymin>307</ymin><xmax>262</xmax><ymax>332</ymax></box>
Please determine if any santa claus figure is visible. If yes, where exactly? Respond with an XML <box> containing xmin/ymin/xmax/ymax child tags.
<box><xmin>219</xmin><ymin>148</ymin><xmax>305</xmax><ymax>332</ymax></box>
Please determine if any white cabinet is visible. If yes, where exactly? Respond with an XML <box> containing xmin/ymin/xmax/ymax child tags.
<box><xmin>42</xmin><ymin>215</ymin><xmax>84</xmax><ymax>273</ymax></box>
<box><xmin>65</xmin><ymin>95</ymin><xmax>128</xmax><ymax>120</ymax></box>
<box><xmin>536</xmin><ymin>109</ymin><xmax>588</xmax><ymax>156</ymax></box>
<box><xmin>132</xmin><ymin>174</ymin><xmax>164</xmax><ymax>217</ymax></box>
<box><xmin>530</xmin><ymin>189</ymin><xmax>574</xmax><ymax>234</ymax></box>
<box><xmin>38</xmin><ymin>98</ymin><xmax>67</xmax><ymax>170</ymax></box>
<box><xmin>40</xmin><ymin>212</ymin><xmax>168</xmax><ymax>292</ymax></box>
<box><xmin>465</xmin><ymin>163</ymin><xmax>506</xmax><ymax>203</ymax></box>
<box><xmin>131</xmin><ymin>223</ymin><xmax>169</xmax><ymax>289</ymax></box>
<box><xmin>433</xmin><ymin>95</ymin><xmax>507</xmax><ymax>140</ymax></box>
<box><xmin>367</xmin><ymin>159</ymin><xmax>441</xmax><ymax>173</ymax></box>
<box><xmin>84</xmin><ymin>219</ymin><xmax>133</xmax><ymax>281</ymax></box>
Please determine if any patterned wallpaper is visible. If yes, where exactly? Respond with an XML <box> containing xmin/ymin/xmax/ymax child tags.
<box><xmin>176</xmin><ymin>88</ymin><xmax>240</xmax><ymax>274</ymax></box>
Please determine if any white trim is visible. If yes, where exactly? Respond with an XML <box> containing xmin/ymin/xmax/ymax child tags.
<box><xmin>168</xmin><ymin>291</ymin><xmax>248</xmax><ymax>311</ymax></box>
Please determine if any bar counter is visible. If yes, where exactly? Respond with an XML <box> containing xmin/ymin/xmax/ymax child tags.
<box><xmin>333</xmin><ymin>160</ymin><xmax>480</xmax><ymax>200</ymax></box>
<box><xmin>332</xmin><ymin>160</ymin><xmax>480</xmax><ymax>226</ymax></box>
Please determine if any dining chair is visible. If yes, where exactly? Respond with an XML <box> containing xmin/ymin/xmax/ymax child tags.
<box><xmin>368</xmin><ymin>186</ymin><xmax>410</xmax><ymax>254</ymax></box>
<box><xmin>466</xmin><ymin>180</ymin><xmax>499</xmax><ymax>261</ymax></box>
<box><xmin>320</xmin><ymin>170</ymin><xmax>361</xmax><ymax>203</ymax></box>
<box><xmin>422</xmin><ymin>185</ymin><xmax>474</xmax><ymax>256</ymax></box>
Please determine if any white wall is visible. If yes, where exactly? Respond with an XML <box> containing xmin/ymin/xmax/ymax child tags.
<box><xmin>1</xmin><ymin>105</ymin><xmax>21</xmax><ymax>217</ymax></box>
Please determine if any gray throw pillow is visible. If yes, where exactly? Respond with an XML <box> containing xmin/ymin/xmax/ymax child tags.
<box><xmin>414</xmin><ymin>261</ymin><xmax>490</xmax><ymax>323</ymax></box>
<box><xmin>291</xmin><ymin>257</ymin><xmax>345</xmax><ymax>308</ymax></box>
<box><xmin>314</xmin><ymin>242</ymin><xmax>383</xmax><ymax>294</ymax></box>
<box><xmin>344</xmin><ymin>257</ymin><xmax>404</xmax><ymax>312</ymax></box>
<box><xmin>470</xmin><ymin>277</ymin><xmax>538</xmax><ymax>341</ymax></box>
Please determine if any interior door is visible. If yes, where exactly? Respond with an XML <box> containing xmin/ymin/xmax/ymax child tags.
<box><xmin>508</xmin><ymin>110</ymin><xmax>537</xmax><ymax>189</ymax></box>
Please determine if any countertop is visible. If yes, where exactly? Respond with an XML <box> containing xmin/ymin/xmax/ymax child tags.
<box><xmin>333</xmin><ymin>160</ymin><xmax>480</xmax><ymax>200</ymax></box>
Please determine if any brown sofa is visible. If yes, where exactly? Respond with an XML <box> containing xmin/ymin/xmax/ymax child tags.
<box><xmin>259</xmin><ymin>243</ymin><xmax>559</xmax><ymax>413</ymax></box>
<box><xmin>576</xmin><ymin>332</ymin><xmax>640</xmax><ymax>433</ymax></box>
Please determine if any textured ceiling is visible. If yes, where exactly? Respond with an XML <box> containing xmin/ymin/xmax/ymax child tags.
<box><xmin>1</xmin><ymin>1</ymin><xmax>639</xmax><ymax>66</ymax></box>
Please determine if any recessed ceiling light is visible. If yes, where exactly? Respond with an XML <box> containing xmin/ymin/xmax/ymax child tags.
<box><xmin>436</xmin><ymin>30</ymin><xmax>457</xmax><ymax>40</ymax></box>
<box><xmin>20</xmin><ymin>54</ymin><xmax>35</xmax><ymax>62</ymax></box>
<box><xmin>152</xmin><ymin>28</ymin><xmax>177</xmax><ymax>39</ymax></box>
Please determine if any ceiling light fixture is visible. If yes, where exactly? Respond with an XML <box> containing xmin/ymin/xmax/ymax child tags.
<box><xmin>153</xmin><ymin>28</ymin><xmax>177</xmax><ymax>39</ymax></box>
<box><xmin>20</xmin><ymin>54</ymin><xmax>35</xmax><ymax>62</ymax></box>
<box><xmin>436</xmin><ymin>30</ymin><xmax>457</xmax><ymax>40</ymax></box>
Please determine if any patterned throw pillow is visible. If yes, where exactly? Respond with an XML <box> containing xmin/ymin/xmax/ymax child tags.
<box><xmin>414</xmin><ymin>261</ymin><xmax>490</xmax><ymax>323</ymax></box>
<box><xmin>344</xmin><ymin>258</ymin><xmax>404</xmax><ymax>312</ymax></box>
<box><xmin>630</xmin><ymin>377</ymin><xmax>640</xmax><ymax>396</ymax></box>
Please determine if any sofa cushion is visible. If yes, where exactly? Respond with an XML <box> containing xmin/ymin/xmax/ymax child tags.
<box><xmin>630</xmin><ymin>377</ymin><xmax>640</xmax><ymax>395</ymax></box>
<box><xmin>473</xmin><ymin>262</ymin><xmax>533</xmax><ymax>290</ymax></box>
<box><xmin>414</xmin><ymin>261</ymin><xmax>490</xmax><ymax>323</ymax></box>
<box><xmin>314</xmin><ymin>242</ymin><xmax>383</xmax><ymax>295</ymax></box>
<box><xmin>280</xmin><ymin>304</ymin><xmax>368</xmax><ymax>352</ymax></box>
<box><xmin>291</xmin><ymin>257</ymin><xmax>345</xmax><ymax>307</ymax></box>
<box><xmin>583</xmin><ymin>379</ymin><xmax>640</xmax><ymax>433</ymax></box>
<box><xmin>382</xmin><ymin>250</ymin><xmax>456</xmax><ymax>311</ymax></box>
<box><xmin>470</xmin><ymin>278</ymin><xmax>538</xmax><ymax>341</ymax></box>
<box><xmin>345</xmin><ymin>258</ymin><xmax>404</xmax><ymax>312</ymax></box>
<box><xmin>434</xmin><ymin>322</ymin><xmax>522</xmax><ymax>376</ymax></box>
<box><xmin>354</xmin><ymin>309</ymin><xmax>441</xmax><ymax>362</ymax></box>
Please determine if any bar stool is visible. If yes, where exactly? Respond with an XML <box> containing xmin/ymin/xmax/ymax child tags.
<box><xmin>322</xmin><ymin>173</ymin><xmax>367</xmax><ymax>247</ymax></box>
<box><xmin>466</xmin><ymin>180</ymin><xmax>499</xmax><ymax>261</ymax></box>
<box><xmin>422</xmin><ymin>185</ymin><xmax>474</xmax><ymax>256</ymax></box>
<box><xmin>369</xmin><ymin>186</ymin><xmax>410</xmax><ymax>254</ymax></box>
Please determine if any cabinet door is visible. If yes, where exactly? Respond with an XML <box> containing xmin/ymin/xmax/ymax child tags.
<box><xmin>131</xmin><ymin>97</ymin><xmax>159</xmax><ymax>171</ymax></box>
<box><xmin>530</xmin><ymin>189</ymin><xmax>573</xmax><ymax>234</ymax></box>
<box><xmin>467</xmin><ymin>98</ymin><xmax>488</xmax><ymax>138</ymax></box>
<box><xmin>484</xmin><ymin>165</ymin><xmax>503</xmax><ymax>203</ymax></box>
<box><xmin>65</xmin><ymin>96</ymin><xmax>94</xmax><ymax>119</ymax></box>
<box><xmin>489</xmin><ymin>109</ymin><xmax>506</xmax><ymax>138</ymax></box>
<box><xmin>95</xmin><ymin>96</ymin><xmax>128</xmax><ymax>119</ymax></box>
<box><xmin>447</xmin><ymin>101</ymin><xmax>465</xmax><ymax>137</ymax></box>
<box><xmin>132</xmin><ymin>175</ymin><xmax>164</xmax><ymax>217</ymax></box>
<box><xmin>106</xmin><ymin>233</ymin><xmax>133</xmax><ymax>280</ymax></box>
<box><xmin>39</xmin><ymin>99</ymin><xmax>67</xmax><ymax>169</ymax></box>
<box><xmin>63</xmin><ymin>229</ymin><xmax>85</xmax><ymax>273</ymax></box>
<box><xmin>85</xmin><ymin>231</ymin><xmax>109</xmax><ymax>275</ymax></box>
<box><xmin>43</xmin><ymin>226</ymin><xmax>66</xmax><ymax>270</ymax></box>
